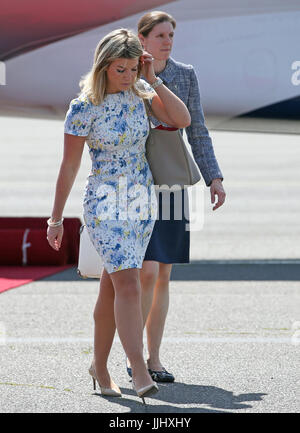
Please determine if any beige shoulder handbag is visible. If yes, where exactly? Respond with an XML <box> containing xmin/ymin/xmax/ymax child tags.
<box><xmin>146</xmin><ymin>127</ymin><xmax>201</xmax><ymax>188</ymax></box>
<box><xmin>144</xmin><ymin>102</ymin><xmax>201</xmax><ymax>188</ymax></box>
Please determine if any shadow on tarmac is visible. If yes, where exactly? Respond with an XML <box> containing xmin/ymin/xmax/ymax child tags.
<box><xmin>42</xmin><ymin>260</ymin><xmax>300</xmax><ymax>282</ymax></box>
<box><xmin>170</xmin><ymin>260</ymin><xmax>300</xmax><ymax>281</ymax></box>
<box><xmin>91</xmin><ymin>382</ymin><xmax>267</xmax><ymax>413</ymax></box>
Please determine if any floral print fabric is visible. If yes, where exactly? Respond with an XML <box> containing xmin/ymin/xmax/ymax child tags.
<box><xmin>64</xmin><ymin>81</ymin><xmax>157</xmax><ymax>273</ymax></box>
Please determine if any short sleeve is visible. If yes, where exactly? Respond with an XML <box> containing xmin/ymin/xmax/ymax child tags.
<box><xmin>64</xmin><ymin>96</ymin><xmax>93</xmax><ymax>137</ymax></box>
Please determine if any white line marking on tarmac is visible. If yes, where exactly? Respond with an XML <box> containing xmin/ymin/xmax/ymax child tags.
<box><xmin>2</xmin><ymin>336</ymin><xmax>296</xmax><ymax>344</ymax></box>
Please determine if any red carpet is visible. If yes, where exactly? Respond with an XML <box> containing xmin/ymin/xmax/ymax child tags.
<box><xmin>0</xmin><ymin>265</ymin><xmax>74</xmax><ymax>294</ymax></box>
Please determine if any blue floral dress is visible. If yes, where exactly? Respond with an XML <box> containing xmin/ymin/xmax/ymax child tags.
<box><xmin>64</xmin><ymin>82</ymin><xmax>157</xmax><ymax>273</ymax></box>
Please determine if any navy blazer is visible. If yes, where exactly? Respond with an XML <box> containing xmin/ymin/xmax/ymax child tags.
<box><xmin>149</xmin><ymin>57</ymin><xmax>223</xmax><ymax>186</ymax></box>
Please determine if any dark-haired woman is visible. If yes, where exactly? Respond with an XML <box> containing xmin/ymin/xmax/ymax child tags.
<box><xmin>126</xmin><ymin>11</ymin><xmax>226</xmax><ymax>383</ymax></box>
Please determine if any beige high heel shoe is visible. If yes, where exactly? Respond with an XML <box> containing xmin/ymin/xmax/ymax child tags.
<box><xmin>132</xmin><ymin>379</ymin><xmax>159</xmax><ymax>405</ymax></box>
<box><xmin>89</xmin><ymin>364</ymin><xmax>122</xmax><ymax>397</ymax></box>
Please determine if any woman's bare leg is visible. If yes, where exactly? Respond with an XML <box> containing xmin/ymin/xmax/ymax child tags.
<box><xmin>109</xmin><ymin>268</ymin><xmax>154</xmax><ymax>391</ymax></box>
<box><xmin>146</xmin><ymin>263</ymin><xmax>172</xmax><ymax>370</ymax></box>
<box><xmin>93</xmin><ymin>268</ymin><xmax>116</xmax><ymax>388</ymax></box>
<box><xmin>140</xmin><ymin>261</ymin><xmax>159</xmax><ymax>327</ymax></box>
<box><xmin>126</xmin><ymin>260</ymin><xmax>159</xmax><ymax>371</ymax></box>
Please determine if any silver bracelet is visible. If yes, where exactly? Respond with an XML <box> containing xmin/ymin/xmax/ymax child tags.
<box><xmin>150</xmin><ymin>77</ymin><xmax>163</xmax><ymax>89</ymax></box>
<box><xmin>47</xmin><ymin>217</ymin><xmax>64</xmax><ymax>227</ymax></box>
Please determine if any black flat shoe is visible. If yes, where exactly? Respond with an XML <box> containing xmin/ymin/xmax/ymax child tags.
<box><xmin>148</xmin><ymin>367</ymin><xmax>175</xmax><ymax>383</ymax></box>
<box><xmin>126</xmin><ymin>358</ymin><xmax>132</xmax><ymax>379</ymax></box>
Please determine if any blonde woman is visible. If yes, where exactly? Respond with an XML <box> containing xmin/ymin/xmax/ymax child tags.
<box><xmin>47</xmin><ymin>28</ymin><xmax>190</xmax><ymax>403</ymax></box>
<box><xmin>125</xmin><ymin>12</ymin><xmax>226</xmax><ymax>383</ymax></box>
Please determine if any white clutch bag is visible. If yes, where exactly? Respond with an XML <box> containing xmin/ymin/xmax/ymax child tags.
<box><xmin>77</xmin><ymin>224</ymin><xmax>103</xmax><ymax>279</ymax></box>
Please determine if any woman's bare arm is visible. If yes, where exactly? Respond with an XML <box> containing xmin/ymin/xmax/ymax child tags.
<box><xmin>48</xmin><ymin>134</ymin><xmax>85</xmax><ymax>251</ymax></box>
<box><xmin>141</xmin><ymin>52</ymin><xmax>191</xmax><ymax>128</ymax></box>
<box><xmin>150</xmin><ymin>85</ymin><xmax>191</xmax><ymax>128</ymax></box>
<box><xmin>50</xmin><ymin>134</ymin><xmax>85</xmax><ymax>220</ymax></box>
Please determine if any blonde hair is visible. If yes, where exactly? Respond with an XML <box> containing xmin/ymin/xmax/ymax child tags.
<box><xmin>79</xmin><ymin>28</ymin><xmax>152</xmax><ymax>105</ymax></box>
<box><xmin>138</xmin><ymin>11</ymin><xmax>176</xmax><ymax>37</ymax></box>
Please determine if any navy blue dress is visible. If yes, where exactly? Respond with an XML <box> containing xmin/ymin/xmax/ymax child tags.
<box><xmin>144</xmin><ymin>188</ymin><xmax>190</xmax><ymax>263</ymax></box>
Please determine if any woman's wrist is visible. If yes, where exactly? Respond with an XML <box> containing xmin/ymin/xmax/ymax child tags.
<box><xmin>51</xmin><ymin>216</ymin><xmax>63</xmax><ymax>222</ymax></box>
<box><xmin>149</xmin><ymin>76</ymin><xmax>163</xmax><ymax>89</ymax></box>
<box><xmin>48</xmin><ymin>216</ymin><xmax>64</xmax><ymax>227</ymax></box>
<box><xmin>147</xmin><ymin>75</ymin><xmax>157</xmax><ymax>86</ymax></box>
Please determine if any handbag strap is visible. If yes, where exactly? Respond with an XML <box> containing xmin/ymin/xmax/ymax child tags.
<box><xmin>144</xmin><ymin>99</ymin><xmax>178</xmax><ymax>131</ymax></box>
<box><xmin>143</xmin><ymin>99</ymin><xmax>153</xmax><ymax>130</ymax></box>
